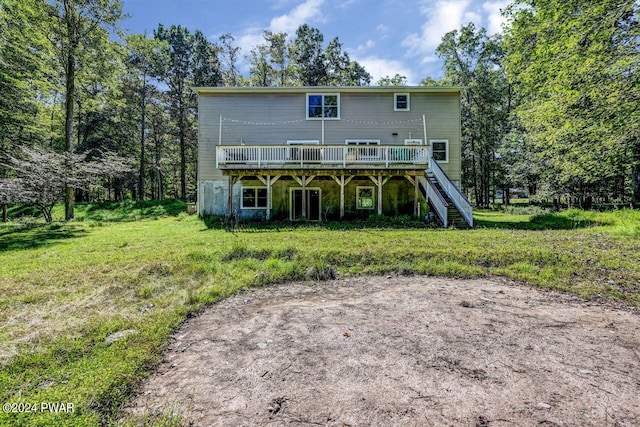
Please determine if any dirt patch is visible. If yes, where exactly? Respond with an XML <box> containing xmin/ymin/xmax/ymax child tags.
<box><xmin>125</xmin><ymin>276</ymin><xmax>640</xmax><ymax>426</ymax></box>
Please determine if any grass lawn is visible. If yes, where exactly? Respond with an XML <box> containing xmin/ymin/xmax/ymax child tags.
<box><xmin>1</xmin><ymin>201</ymin><xmax>639</xmax><ymax>426</ymax></box>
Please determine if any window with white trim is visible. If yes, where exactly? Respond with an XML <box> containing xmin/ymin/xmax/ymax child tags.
<box><xmin>356</xmin><ymin>186</ymin><xmax>375</xmax><ymax>210</ymax></box>
<box><xmin>241</xmin><ymin>187</ymin><xmax>268</xmax><ymax>209</ymax></box>
<box><xmin>307</xmin><ymin>93</ymin><xmax>340</xmax><ymax>119</ymax></box>
<box><xmin>430</xmin><ymin>139</ymin><xmax>449</xmax><ymax>163</ymax></box>
<box><xmin>345</xmin><ymin>139</ymin><xmax>381</xmax><ymax>160</ymax></box>
<box><xmin>394</xmin><ymin>93</ymin><xmax>410</xmax><ymax>111</ymax></box>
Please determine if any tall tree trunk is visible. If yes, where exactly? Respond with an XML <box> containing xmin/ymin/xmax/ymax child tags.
<box><xmin>138</xmin><ymin>72</ymin><xmax>146</xmax><ymax>201</ymax></box>
<box><xmin>2</xmin><ymin>203</ymin><xmax>7</xmax><ymax>223</ymax></box>
<box><xmin>64</xmin><ymin>2</ymin><xmax>76</xmax><ymax>221</ymax></box>
<box><xmin>179</xmin><ymin>99</ymin><xmax>186</xmax><ymax>201</ymax></box>
<box><xmin>155</xmin><ymin>133</ymin><xmax>163</xmax><ymax>200</ymax></box>
<box><xmin>64</xmin><ymin>58</ymin><xmax>75</xmax><ymax>221</ymax></box>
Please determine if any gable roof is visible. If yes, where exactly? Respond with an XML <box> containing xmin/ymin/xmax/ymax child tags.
<box><xmin>193</xmin><ymin>86</ymin><xmax>462</xmax><ymax>95</ymax></box>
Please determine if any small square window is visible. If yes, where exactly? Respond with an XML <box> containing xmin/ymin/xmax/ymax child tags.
<box><xmin>356</xmin><ymin>186</ymin><xmax>375</xmax><ymax>209</ymax></box>
<box><xmin>431</xmin><ymin>140</ymin><xmax>449</xmax><ymax>163</ymax></box>
<box><xmin>394</xmin><ymin>93</ymin><xmax>410</xmax><ymax>111</ymax></box>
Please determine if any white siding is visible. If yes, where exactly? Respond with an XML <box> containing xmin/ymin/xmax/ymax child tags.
<box><xmin>198</xmin><ymin>90</ymin><xmax>461</xmax><ymax>182</ymax></box>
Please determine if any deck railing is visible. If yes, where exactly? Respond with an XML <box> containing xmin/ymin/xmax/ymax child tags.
<box><xmin>216</xmin><ymin>145</ymin><xmax>429</xmax><ymax>168</ymax></box>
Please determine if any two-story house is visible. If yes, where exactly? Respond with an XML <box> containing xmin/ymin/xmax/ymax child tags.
<box><xmin>194</xmin><ymin>86</ymin><xmax>472</xmax><ymax>227</ymax></box>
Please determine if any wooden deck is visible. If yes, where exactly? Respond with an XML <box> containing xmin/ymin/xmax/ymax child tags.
<box><xmin>216</xmin><ymin>145</ymin><xmax>430</xmax><ymax>170</ymax></box>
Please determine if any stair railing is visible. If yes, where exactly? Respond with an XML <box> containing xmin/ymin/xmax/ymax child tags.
<box><xmin>428</xmin><ymin>159</ymin><xmax>473</xmax><ymax>227</ymax></box>
<box><xmin>421</xmin><ymin>176</ymin><xmax>448</xmax><ymax>228</ymax></box>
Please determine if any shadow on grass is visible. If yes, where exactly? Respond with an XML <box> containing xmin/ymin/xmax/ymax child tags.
<box><xmin>0</xmin><ymin>223</ymin><xmax>88</xmax><ymax>251</ymax></box>
<box><xmin>474</xmin><ymin>211</ymin><xmax>605</xmax><ymax>230</ymax></box>
<box><xmin>202</xmin><ymin>214</ymin><xmax>435</xmax><ymax>232</ymax></box>
<box><xmin>79</xmin><ymin>199</ymin><xmax>187</xmax><ymax>222</ymax></box>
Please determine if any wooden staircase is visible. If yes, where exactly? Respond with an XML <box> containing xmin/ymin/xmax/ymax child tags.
<box><xmin>418</xmin><ymin>159</ymin><xmax>473</xmax><ymax>229</ymax></box>
<box><xmin>425</xmin><ymin>171</ymin><xmax>469</xmax><ymax>228</ymax></box>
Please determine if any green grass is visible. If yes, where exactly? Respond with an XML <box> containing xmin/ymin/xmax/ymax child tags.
<box><xmin>1</xmin><ymin>202</ymin><xmax>639</xmax><ymax>425</ymax></box>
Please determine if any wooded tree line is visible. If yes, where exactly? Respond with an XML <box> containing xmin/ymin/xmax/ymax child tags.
<box><xmin>0</xmin><ymin>0</ymin><xmax>372</xmax><ymax>221</ymax></box>
<box><xmin>1</xmin><ymin>0</ymin><xmax>638</xmax><ymax>221</ymax></box>
<box><xmin>436</xmin><ymin>0</ymin><xmax>639</xmax><ymax>208</ymax></box>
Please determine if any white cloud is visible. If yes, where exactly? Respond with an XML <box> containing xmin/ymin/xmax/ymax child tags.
<box><xmin>483</xmin><ymin>0</ymin><xmax>509</xmax><ymax>34</ymax></box>
<box><xmin>354</xmin><ymin>55</ymin><xmax>417</xmax><ymax>85</ymax></box>
<box><xmin>338</xmin><ymin>0</ymin><xmax>359</xmax><ymax>8</ymax></box>
<box><xmin>352</xmin><ymin>39</ymin><xmax>375</xmax><ymax>55</ymax></box>
<box><xmin>231</xmin><ymin>0</ymin><xmax>327</xmax><ymax>73</ymax></box>
<box><xmin>402</xmin><ymin>0</ymin><xmax>478</xmax><ymax>64</ymax></box>
<box><xmin>236</xmin><ymin>28</ymin><xmax>265</xmax><ymax>55</ymax></box>
<box><xmin>269</xmin><ymin>0</ymin><xmax>325</xmax><ymax>34</ymax></box>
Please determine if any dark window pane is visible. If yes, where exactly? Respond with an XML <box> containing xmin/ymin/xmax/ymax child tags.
<box><xmin>257</xmin><ymin>188</ymin><xmax>268</xmax><ymax>207</ymax></box>
<box><xmin>242</xmin><ymin>189</ymin><xmax>256</xmax><ymax>207</ymax></box>
<box><xmin>324</xmin><ymin>106</ymin><xmax>338</xmax><ymax>117</ymax></box>
<box><xmin>308</xmin><ymin>95</ymin><xmax>322</xmax><ymax>106</ymax></box>
<box><xmin>432</xmin><ymin>142</ymin><xmax>447</xmax><ymax>161</ymax></box>
<box><xmin>324</xmin><ymin>95</ymin><xmax>337</xmax><ymax>106</ymax></box>
<box><xmin>433</xmin><ymin>151</ymin><xmax>446</xmax><ymax>161</ymax></box>
<box><xmin>396</xmin><ymin>94</ymin><xmax>408</xmax><ymax>109</ymax></box>
<box><xmin>309</xmin><ymin>106</ymin><xmax>322</xmax><ymax>117</ymax></box>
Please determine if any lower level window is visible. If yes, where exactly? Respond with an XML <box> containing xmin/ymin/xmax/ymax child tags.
<box><xmin>242</xmin><ymin>187</ymin><xmax>267</xmax><ymax>209</ymax></box>
<box><xmin>356</xmin><ymin>186</ymin><xmax>375</xmax><ymax>209</ymax></box>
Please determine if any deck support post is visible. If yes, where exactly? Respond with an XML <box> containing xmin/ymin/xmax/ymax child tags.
<box><xmin>332</xmin><ymin>174</ymin><xmax>354</xmax><ymax>219</ymax></box>
<box><xmin>377</xmin><ymin>175</ymin><xmax>383</xmax><ymax>215</ymax></box>
<box><xmin>227</xmin><ymin>175</ymin><xmax>234</xmax><ymax>216</ymax></box>
<box><xmin>266</xmin><ymin>175</ymin><xmax>271</xmax><ymax>220</ymax></box>
<box><xmin>257</xmin><ymin>175</ymin><xmax>280</xmax><ymax>221</ymax></box>
<box><xmin>414</xmin><ymin>175</ymin><xmax>419</xmax><ymax>216</ymax></box>
<box><xmin>301</xmin><ymin>175</ymin><xmax>306</xmax><ymax>219</ymax></box>
<box><xmin>369</xmin><ymin>175</ymin><xmax>390</xmax><ymax>215</ymax></box>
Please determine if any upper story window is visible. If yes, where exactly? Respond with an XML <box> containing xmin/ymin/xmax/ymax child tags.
<box><xmin>394</xmin><ymin>93</ymin><xmax>410</xmax><ymax>111</ymax></box>
<box><xmin>307</xmin><ymin>94</ymin><xmax>340</xmax><ymax>119</ymax></box>
<box><xmin>430</xmin><ymin>139</ymin><xmax>449</xmax><ymax>163</ymax></box>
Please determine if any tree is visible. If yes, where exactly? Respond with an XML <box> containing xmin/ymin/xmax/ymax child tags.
<box><xmin>437</xmin><ymin>23</ymin><xmax>512</xmax><ymax>207</ymax></box>
<box><xmin>154</xmin><ymin>24</ymin><xmax>221</xmax><ymax>201</ymax></box>
<box><xmin>288</xmin><ymin>24</ymin><xmax>371</xmax><ymax>86</ymax></box>
<box><xmin>0</xmin><ymin>0</ymin><xmax>55</xmax><ymax>148</ymax></box>
<box><xmin>0</xmin><ymin>0</ymin><xmax>57</xmax><ymax>221</ymax></box>
<box><xmin>247</xmin><ymin>31</ymin><xmax>294</xmax><ymax>87</ymax></box>
<box><xmin>265</xmin><ymin>31</ymin><xmax>292</xmax><ymax>86</ymax></box>
<box><xmin>291</xmin><ymin>24</ymin><xmax>326</xmax><ymax>86</ymax></box>
<box><xmin>219</xmin><ymin>33</ymin><xmax>241</xmax><ymax>86</ymax></box>
<box><xmin>0</xmin><ymin>146</ymin><xmax>133</xmax><ymax>222</ymax></box>
<box><xmin>51</xmin><ymin>0</ymin><xmax>124</xmax><ymax>220</ymax></box>
<box><xmin>126</xmin><ymin>34</ymin><xmax>167</xmax><ymax>200</ymax></box>
<box><xmin>503</xmin><ymin>0</ymin><xmax>640</xmax><ymax>204</ymax></box>
<box><xmin>378</xmin><ymin>74</ymin><xmax>408</xmax><ymax>86</ymax></box>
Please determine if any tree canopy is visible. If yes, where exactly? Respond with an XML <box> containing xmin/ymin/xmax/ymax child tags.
<box><xmin>2</xmin><ymin>0</ymin><xmax>639</xmax><ymax>221</ymax></box>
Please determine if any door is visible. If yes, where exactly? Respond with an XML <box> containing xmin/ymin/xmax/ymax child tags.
<box><xmin>290</xmin><ymin>189</ymin><xmax>321</xmax><ymax>220</ymax></box>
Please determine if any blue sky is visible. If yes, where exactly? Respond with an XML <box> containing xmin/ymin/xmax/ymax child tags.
<box><xmin>121</xmin><ymin>0</ymin><xmax>509</xmax><ymax>84</ymax></box>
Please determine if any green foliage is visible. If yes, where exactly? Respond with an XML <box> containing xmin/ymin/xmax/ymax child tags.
<box><xmin>503</xmin><ymin>0</ymin><xmax>640</xmax><ymax>202</ymax></box>
<box><xmin>248</xmin><ymin>24</ymin><xmax>373</xmax><ymax>87</ymax></box>
<box><xmin>0</xmin><ymin>0</ymin><xmax>55</xmax><ymax>147</ymax></box>
<box><xmin>437</xmin><ymin>23</ymin><xmax>512</xmax><ymax>207</ymax></box>
<box><xmin>377</xmin><ymin>74</ymin><xmax>408</xmax><ymax>86</ymax></box>
<box><xmin>153</xmin><ymin>24</ymin><xmax>221</xmax><ymax>201</ymax></box>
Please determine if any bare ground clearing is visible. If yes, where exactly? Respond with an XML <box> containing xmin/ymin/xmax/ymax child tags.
<box><xmin>126</xmin><ymin>276</ymin><xmax>640</xmax><ymax>426</ymax></box>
